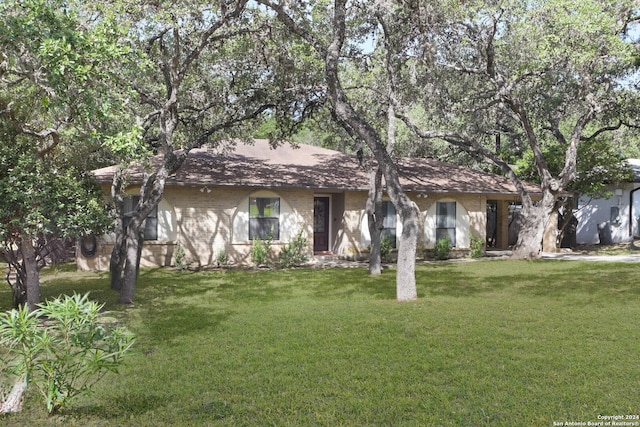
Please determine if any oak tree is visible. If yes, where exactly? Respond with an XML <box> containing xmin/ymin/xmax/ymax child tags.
<box><xmin>258</xmin><ymin>0</ymin><xmax>421</xmax><ymax>300</ymax></box>
<box><xmin>0</xmin><ymin>0</ymin><xmax>128</xmax><ymax>309</ymax></box>
<box><xmin>398</xmin><ymin>0</ymin><xmax>639</xmax><ymax>257</ymax></box>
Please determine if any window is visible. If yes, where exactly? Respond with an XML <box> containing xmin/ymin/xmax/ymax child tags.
<box><xmin>381</xmin><ymin>201</ymin><xmax>397</xmax><ymax>248</ymax></box>
<box><xmin>610</xmin><ymin>206</ymin><xmax>621</xmax><ymax>225</ymax></box>
<box><xmin>124</xmin><ymin>196</ymin><xmax>158</xmax><ymax>241</ymax></box>
<box><xmin>436</xmin><ymin>201</ymin><xmax>456</xmax><ymax>246</ymax></box>
<box><xmin>249</xmin><ymin>197</ymin><xmax>280</xmax><ymax>240</ymax></box>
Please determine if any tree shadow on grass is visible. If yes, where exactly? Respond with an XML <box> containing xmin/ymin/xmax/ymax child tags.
<box><xmin>69</xmin><ymin>392</ymin><xmax>169</xmax><ymax>419</ymax></box>
<box><xmin>417</xmin><ymin>261</ymin><xmax>640</xmax><ymax>302</ymax></box>
<box><xmin>135</xmin><ymin>268</ymin><xmax>298</xmax><ymax>305</ymax></box>
<box><xmin>141</xmin><ymin>306</ymin><xmax>234</xmax><ymax>345</ymax></box>
<box><xmin>516</xmin><ymin>262</ymin><xmax>640</xmax><ymax>301</ymax></box>
<box><xmin>308</xmin><ymin>267</ymin><xmax>398</xmax><ymax>300</ymax></box>
<box><xmin>417</xmin><ymin>265</ymin><xmax>509</xmax><ymax>298</ymax></box>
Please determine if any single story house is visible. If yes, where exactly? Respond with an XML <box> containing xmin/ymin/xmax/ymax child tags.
<box><xmin>77</xmin><ymin>139</ymin><xmax>538</xmax><ymax>269</ymax></box>
<box><xmin>575</xmin><ymin>159</ymin><xmax>640</xmax><ymax>245</ymax></box>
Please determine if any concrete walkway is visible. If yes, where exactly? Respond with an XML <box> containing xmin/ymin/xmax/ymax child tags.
<box><xmin>541</xmin><ymin>252</ymin><xmax>640</xmax><ymax>262</ymax></box>
<box><xmin>307</xmin><ymin>250</ymin><xmax>640</xmax><ymax>268</ymax></box>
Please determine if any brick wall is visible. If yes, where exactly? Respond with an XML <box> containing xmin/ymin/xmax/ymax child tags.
<box><xmin>78</xmin><ymin>186</ymin><xmax>316</xmax><ymax>270</ymax></box>
<box><xmin>76</xmin><ymin>185</ymin><xmax>489</xmax><ymax>270</ymax></box>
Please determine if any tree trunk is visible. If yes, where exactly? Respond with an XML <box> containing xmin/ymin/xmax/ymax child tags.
<box><xmin>557</xmin><ymin>197</ymin><xmax>577</xmax><ymax>248</ymax></box>
<box><xmin>20</xmin><ymin>236</ymin><xmax>40</xmax><ymax>312</ymax></box>
<box><xmin>0</xmin><ymin>376</ymin><xmax>27</xmax><ymax>414</ymax></box>
<box><xmin>118</xmin><ymin>226</ymin><xmax>142</xmax><ymax>304</ymax></box>
<box><xmin>110</xmin><ymin>217</ymin><xmax>127</xmax><ymax>290</ymax></box>
<box><xmin>394</xmin><ymin>192</ymin><xmax>420</xmax><ymax>301</ymax></box>
<box><xmin>110</xmin><ymin>169</ymin><xmax>127</xmax><ymax>290</ymax></box>
<box><xmin>512</xmin><ymin>193</ymin><xmax>556</xmax><ymax>259</ymax></box>
<box><xmin>4</xmin><ymin>244</ymin><xmax>27</xmax><ymax>309</ymax></box>
<box><xmin>367</xmin><ymin>167</ymin><xmax>384</xmax><ymax>275</ymax></box>
<box><xmin>109</xmin><ymin>239</ymin><xmax>125</xmax><ymax>291</ymax></box>
<box><xmin>116</xmin><ymin>167</ymin><xmax>174</xmax><ymax>304</ymax></box>
<box><xmin>542</xmin><ymin>209</ymin><xmax>559</xmax><ymax>252</ymax></box>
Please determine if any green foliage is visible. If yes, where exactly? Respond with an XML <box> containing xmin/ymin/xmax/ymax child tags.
<box><xmin>0</xmin><ymin>0</ymin><xmax>136</xmax><ymax>151</ymax></box>
<box><xmin>215</xmin><ymin>250</ymin><xmax>230</xmax><ymax>268</ymax></box>
<box><xmin>380</xmin><ymin>235</ymin><xmax>394</xmax><ymax>263</ymax></box>
<box><xmin>573</xmin><ymin>137</ymin><xmax>634</xmax><ymax>199</ymax></box>
<box><xmin>0</xmin><ymin>0</ymin><xmax>129</xmax><ymax>244</ymax></box>
<box><xmin>469</xmin><ymin>235</ymin><xmax>485</xmax><ymax>258</ymax></box>
<box><xmin>434</xmin><ymin>236</ymin><xmax>452</xmax><ymax>260</ymax></box>
<box><xmin>514</xmin><ymin>137</ymin><xmax>634</xmax><ymax>199</ymax></box>
<box><xmin>174</xmin><ymin>244</ymin><xmax>190</xmax><ymax>271</ymax></box>
<box><xmin>250</xmin><ymin>236</ymin><xmax>272</xmax><ymax>267</ymax></box>
<box><xmin>0</xmin><ymin>293</ymin><xmax>134</xmax><ymax>414</ymax></box>
<box><xmin>274</xmin><ymin>232</ymin><xmax>309</xmax><ymax>269</ymax></box>
<box><xmin>103</xmin><ymin>126</ymin><xmax>150</xmax><ymax>164</ymax></box>
<box><xmin>0</xmin><ymin>136</ymin><xmax>111</xmax><ymax>241</ymax></box>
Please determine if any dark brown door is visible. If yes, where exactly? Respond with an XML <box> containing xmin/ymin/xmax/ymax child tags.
<box><xmin>313</xmin><ymin>197</ymin><xmax>330</xmax><ymax>252</ymax></box>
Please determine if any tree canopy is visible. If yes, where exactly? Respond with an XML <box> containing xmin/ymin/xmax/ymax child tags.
<box><xmin>392</xmin><ymin>0</ymin><xmax>639</xmax><ymax>256</ymax></box>
<box><xmin>0</xmin><ymin>0</ymin><xmax>130</xmax><ymax>309</ymax></box>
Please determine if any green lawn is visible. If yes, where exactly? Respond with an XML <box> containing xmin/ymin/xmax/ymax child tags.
<box><xmin>2</xmin><ymin>260</ymin><xmax>640</xmax><ymax>426</ymax></box>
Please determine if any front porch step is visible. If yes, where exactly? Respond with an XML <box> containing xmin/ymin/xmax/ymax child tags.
<box><xmin>310</xmin><ymin>253</ymin><xmax>369</xmax><ymax>266</ymax></box>
<box><xmin>312</xmin><ymin>253</ymin><xmax>342</xmax><ymax>262</ymax></box>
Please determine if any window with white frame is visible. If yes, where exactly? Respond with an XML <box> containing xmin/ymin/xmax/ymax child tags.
<box><xmin>381</xmin><ymin>200</ymin><xmax>397</xmax><ymax>248</ymax></box>
<box><xmin>249</xmin><ymin>197</ymin><xmax>280</xmax><ymax>240</ymax></box>
<box><xmin>124</xmin><ymin>196</ymin><xmax>158</xmax><ymax>241</ymax></box>
<box><xmin>436</xmin><ymin>201</ymin><xmax>456</xmax><ymax>246</ymax></box>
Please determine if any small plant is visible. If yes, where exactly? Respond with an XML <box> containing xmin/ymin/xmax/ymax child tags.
<box><xmin>216</xmin><ymin>249</ymin><xmax>230</xmax><ymax>267</ymax></box>
<box><xmin>0</xmin><ymin>293</ymin><xmax>135</xmax><ymax>415</ymax></box>
<box><xmin>174</xmin><ymin>243</ymin><xmax>189</xmax><ymax>271</ymax></box>
<box><xmin>274</xmin><ymin>232</ymin><xmax>309</xmax><ymax>268</ymax></box>
<box><xmin>250</xmin><ymin>236</ymin><xmax>272</xmax><ymax>267</ymax></box>
<box><xmin>380</xmin><ymin>235</ymin><xmax>394</xmax><ymax>263</ymax></box>
<box><xmin>434</xmin><ymin>235</ymin><xmax>452</xmax><ymax>260</ymax></box>
<box><xmin>469</xmin><ymin>235</ymin><xmax>485</xmax><ymax>258</ymax></box>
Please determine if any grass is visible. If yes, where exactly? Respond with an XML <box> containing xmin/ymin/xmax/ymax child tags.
<box><xmin>1</xmin><ymin>260</ymin><xmax>640</xmax><ymax>426</ymax></box>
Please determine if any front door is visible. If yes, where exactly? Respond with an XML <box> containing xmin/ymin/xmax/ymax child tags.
<box><xmin>313</xmin><ymin>197</ymin><xmax>330</xmax><ymax>252</ymax></box>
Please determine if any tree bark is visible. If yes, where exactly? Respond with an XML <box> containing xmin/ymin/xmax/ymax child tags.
<box><xmin>20</xmin><ymin>236</ymin><xmax>40</xmax><ymax>312</ymax></box>
<box><xmin>109</xmin><ymin>234</ymin><xmax>126</xmax><ymax>291</ymax></box>
<box><xmin>512</xmin><ymin>192</ymin><xmax>556</xmax><ymax>259</ymax></box>
<box><xmin>3</xmin><ymin>242</ymin><xmax>27</xmax><ymax>309</ymax></box>
<box><xmin>0</xmin><ymin>376</ymin><xmax>27</xmax><ymax>414</ymax></box>
<box><xmin>389</xmin><ymin>178</ymin><xmax>420</xmax><ymax>301</ymax></box>
<box><xmin>117</xmin><ymin>167</ymin><xmax>174</xmax><ymax>303</ymax></box>
<box><xmin>118</xmin><ymin>226</ymin><xmax>142</xmax><ymax>304</ymax></box>
<box><xmin>367</xmin><ymin>167</ymin><xmax>384</xmax><ymax>275</ymax></box>
<box><xmin>110</xmin><ymin>169</ymin><xmax>126</xmax><ymax>291</ymax></box>
<box><xmin>542</xmin><ymin>209</ymin><xmax>559</xmax><ymax>252</ymax></box>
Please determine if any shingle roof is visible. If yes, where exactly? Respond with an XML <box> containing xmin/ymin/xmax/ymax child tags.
<box><xmin>91</xmin><ymin>139</ymin><xmax>538</xmax><ymax>196</ymax></box>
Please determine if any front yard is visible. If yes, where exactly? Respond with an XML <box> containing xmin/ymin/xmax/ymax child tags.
<box><xmin>1</xmin><ymin>259</ymin><xmax>639</xmax><ymax>426</ymax></box>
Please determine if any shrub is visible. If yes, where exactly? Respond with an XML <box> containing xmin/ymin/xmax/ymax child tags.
<box><xmin>274</xmin><ymin>232</ymin><xmax>309</xmax><ymax>268</ymax></box>
<box><xmin>469</xmin><ymin>235</ymin><xmax>485</xmax><ymax>258</ymax></box>
<box><xmin>434</xmin><ymin>236</ymin><xmax>452</xmax><ymax>260</ymax></box>
<box><xmin>250</xmin><ymin>236</ymin><xmax>272</xmax><ymax>267</ymax></box>
<box><xmin>0</xmin><ymin>293</ymin><xmax>135</xmax><ymax>415</ymax></box>
<box><xmin>174</xmin><ymin>244</ymin><xmax>189</xmax><ymax>271</ymax></box>
<box><xmin>216</xmin><ymin>250</ymin><xmax>230</xmax><ymax>267</ymax></box>
<box><xmin>380</xmin><ymin>235</ymin><xmax>394</xmax><ymax>263</ymax></box>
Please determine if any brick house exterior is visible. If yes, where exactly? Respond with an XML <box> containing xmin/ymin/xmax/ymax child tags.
<box><xmin>77</xmin><ymin>140</ymin><xmax>536</xmax><ymax>270</ymax></box>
